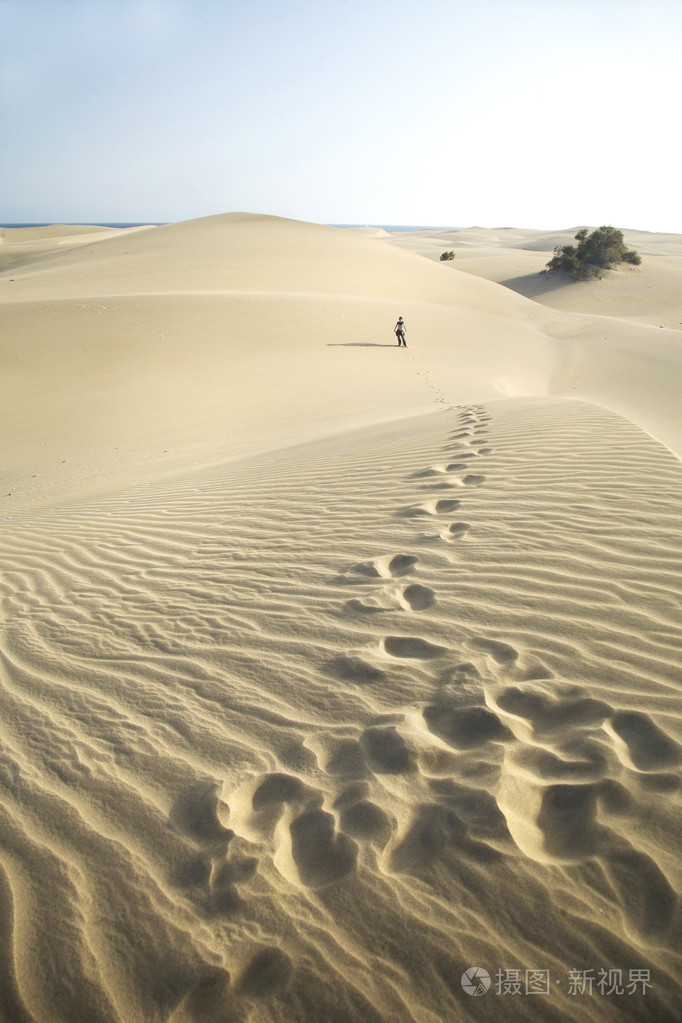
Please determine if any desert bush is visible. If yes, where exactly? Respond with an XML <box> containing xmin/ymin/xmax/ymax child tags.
<box><xmin>440</xmin><ymin>250</ymin><xmax>455</xmax><ymax>261</ymax></box>
<box><xmin>545</xmin><ymin>226</ymin><xmax>640</xmax><ymax>279</ymax></box>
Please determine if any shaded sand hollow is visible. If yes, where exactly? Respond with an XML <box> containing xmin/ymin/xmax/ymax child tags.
<box><xmin>1</xmin><ymin>215</ymin><xmax>681</xmax><ymax>1022</ymax></box>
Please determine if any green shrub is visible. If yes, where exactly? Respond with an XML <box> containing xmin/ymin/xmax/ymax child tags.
<box><xmin>545</xmin><ymin>226</ymin><xmax>641</xmax><ymax>279</ymax></box>
<box><xmin>440</xmin><ymin>250</ymin><xmax>455</xmax><ymax>261</ymax></box>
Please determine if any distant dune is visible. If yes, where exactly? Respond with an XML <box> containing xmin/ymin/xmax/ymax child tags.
<box><xmin>1</xmin><ymin>214</ymin><xmax>681</xmax><ymax>1021</ymax></box>
<box><xmin>389</xmin><ymin>223</ymin><xmax>682</xmax><ymax>331</ymax></box>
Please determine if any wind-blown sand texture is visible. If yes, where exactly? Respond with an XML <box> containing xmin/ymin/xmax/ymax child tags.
<box><xmin>1</xmin><ymin>215</ymin><xmax>681</xmax><ymax>1021</ymax></box>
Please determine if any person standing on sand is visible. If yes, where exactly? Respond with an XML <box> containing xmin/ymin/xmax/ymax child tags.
<box><xmin>395</xmin><ymin>317</ymin><xmax>407</xmax><ymax>347</ymax></box>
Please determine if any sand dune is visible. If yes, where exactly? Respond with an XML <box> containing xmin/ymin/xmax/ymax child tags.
<box><xmin>3</xmin><ymin>214</ymin><xmax>682</xmax><ymax>514</ymax></box>
<box><xmin>390</xmin><ymin>224</ymin><xmax>682</xmax><ymax>331</ymax></box>
<box><xmin>0</xmin><ymin>214</ymin><xmax>560</xmax><ymax>513</ymax></box>
<box><xmin>1</xmin><ymin>214</ymin><xmax>681</xmax><ymax>1021</ymax></box>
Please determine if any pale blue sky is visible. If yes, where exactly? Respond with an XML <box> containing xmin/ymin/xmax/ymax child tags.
<box><xmin>2</xmin><ymin>0</ymin><xmax>681</xmax><ymax>229</ymax></box>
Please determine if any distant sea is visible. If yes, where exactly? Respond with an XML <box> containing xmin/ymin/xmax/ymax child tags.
<box><xmin>0</xmin><ymin>223</ymin><xmax>164</xmax><ymax>229</ymax></box>
<box><xmin>2</xmin><ymin>223</ymin><xmax>455</xmax><ymax>232</ymax></box>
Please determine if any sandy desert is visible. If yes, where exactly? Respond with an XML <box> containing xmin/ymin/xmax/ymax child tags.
<box><xmin>1</xmin><ymin>213</ymin><xmax>681</xmax><ymax>1022</ymax></box>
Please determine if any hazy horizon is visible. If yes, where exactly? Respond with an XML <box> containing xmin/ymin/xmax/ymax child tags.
<box><xmin>4</xmin><ymin>218</ymin><xmax>680</xmax><ymax>237</ymax></box>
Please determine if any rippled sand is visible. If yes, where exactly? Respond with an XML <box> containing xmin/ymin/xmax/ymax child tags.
<box><xmin>1</xmin><ymin>216</ymin><xmax>681</xmax><ymax>1021</ymax></box>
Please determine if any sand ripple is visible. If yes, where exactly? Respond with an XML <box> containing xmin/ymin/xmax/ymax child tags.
<box><xmin>1</xmin><ymin>398</ymin><xmax>681</xmax><ymax>1020</ymax></box>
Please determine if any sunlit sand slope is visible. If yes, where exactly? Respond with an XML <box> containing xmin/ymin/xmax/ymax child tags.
<box><xmin>1</xmin><ymin>398</ymin><xmax>681</xmax><ymax>1022</ymax></box>
<box><xmin>3</xmin><ymin>214</ymin><xmax>682</xmax><ymax>517</ymax></box>
<box><xmin>1</xmin><ymin>213</ymin><xmax>560</xmax><ymax>512</ymax></box>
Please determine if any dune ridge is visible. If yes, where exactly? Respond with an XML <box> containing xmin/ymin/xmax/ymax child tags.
<box><xmin>1</xmin><ymin>214</ymin><xmax>681</xmax><ymax>1020</ymax></box>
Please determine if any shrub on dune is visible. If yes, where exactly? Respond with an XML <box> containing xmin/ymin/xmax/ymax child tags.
<box><xmin>545</xmin><ymin>225</ymin><xmax>641</xmax><ymax>279</ymax></box>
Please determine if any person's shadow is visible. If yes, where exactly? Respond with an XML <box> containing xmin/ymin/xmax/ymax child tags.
<box><xmin>327</xmin><ymin>342</ymin><xmax>399</xmax><ymax>347</ymax></box>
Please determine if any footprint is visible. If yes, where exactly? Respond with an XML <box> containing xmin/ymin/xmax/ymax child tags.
<box><xmin>511</xmin><ymin>740</ymin><xmax>611</xmax><ymax>782</ymax></box>
<box><xmin>530</xmin><ymin>777</ymin><xmax>680</xmax><ymax>943</ymax></box>
<box><xmin>423</xmin><ymin>703</ymin><xmax>513</xmax><ymax>750</ymax></box>
<box><xmin>428</xmin><ymin>480</ymin><xmax>464</xmax><ymax>491</ymax></box>
<box><xmin>496</xmin><ymin>686</ymin><xmax>612</xmax><ymax>734</ymax></box>
<box><xmin>383</xmin><ymin>636</ymin><xmax>448</xmax><ymax>659</ymax></box>
<box><xmin>343</xmin><ymin>561</ymin><xmax>384</xmax><ymax>578</ymax></box>
<box><xmin>444</xmin><ymin>522</ymin><xmax>470</xmax><ymax>538</ymax></box>
<box><xmin>249</xmin><ymin>772</ymin><xmax>307</xmax><ymax>834</ymax></box>
<box><xmin>402</xmin><ymin>583</ymin><xmax>436</xmax><ymax>610</ymax></box>
<box><xmin>388</xmin><ymin>554</ymin><xmax>419</xmax><ymax>576</ymax></box>
<box><xmin>279</xmin><ymin>741</ymin><xmax>319</xmax><ymax>773</ymax></box>
<box><xmin>441</xmin><ymin>661</ymin><xmax>482</xmax><ymax>682</ymax></box>
<box><xmin>237</xmin><ymin>947</ymin><xmax>294</xmax><ymax>997</ymax></box>
<box><xmin>324</xmin><ymin>655</ymin><xmax>386</xmax><ymax>685</ymax></box>
<box><xmin>252</xmin><ymin>773</ymin><xmax>304</xmax><ymax>810</ymax></box>
<box><xmin>462</xmin><ymin>474</ymin><xmax>486</xmax><ymax>486</ymax></box>
<box><xmin>468</xmin><ymin>638</ymin><xmax>519</xmax><ymax>666</ymax></box>
<box><xmin>498</xmin><ymin>770</ymin><xmax>615</xmax><ymax>865</ymax></box>
<box><xmin>399</xmin><ymin>505</ymin><xmax>431</xmax><ymax>519</ymax></box>
<box><xmin>289</xmin><ymin>809</ymin><xmax>358</xmax><ymax>888</ymax></box>
<box><xmin>610</xmin><ymin>711</ymin><xmax>680</xmax><ymax>771</ymax></box>
<box><xmin>399</xmin><ymin>500</ymin><xmax>460</xmax><ymax>517</ymax></box>
<box><xmin>338</xmin><ymin>800</ymin><xmax>393</xmax><ymax>844</ymax></box>
<box><xmin>342</xmin><ymin>553</ymin><xmax>418</xmax><ymax>578</ymax></box>
<box><xmin>333</xmin><ymin>781</ymin><xmax>370</xmax><ymax>808</ymax></box>
<box><xmin>175</xmin><ymin>945</ymin><xmax>294</xmax><ymax>1020</ymax></box>
<box><xmin>324</xmin><ymin>739</ymin><xmax>367</xmax><ymax>778</ymax></box>
<box><xmin>536</xmin><ymin>783</ymin><xmax>603</xmax><ymax>859</ymax></box>
<box><xmin>208</xmin><ymin>853</ymin><xmax>259</xmax><ymax>916</ymax></box>
<box><xmin>361</xmin><ymin>725</ymin><xmax>415</xmax><ymax>774</ymax></box>
<box><xmin>428</xmin><ymin>778</ymin><xmax>511</xmax><ymax>844</ymax></box>
<box><xmin>389</xmin><ymin>805</ymin><xmax>461</xmax><ymax>872</ymax></box>
<box><xmin>169</xmin><ymin>781</ymin><xmax>232</xmax><ymax>851</ymax></box>
<box><xmin>389</xmin><ymin>803</ymin><xmax>499</xmax><ymax>874</ymax></box>
<box><xmin>344</xmin><ymin>592</ymin><xmax>402</xmax><ymax>613</ymax></box>
<box><xmin>170</xmin><ymin>782</ymin><xmax>261</xmax><ymax>918</ymax></box>
<box><xmin>333</xmin><ymin>781</ymin><xmax>394</xmax><ymax>845</ymax></box>
<box><xmin>410</xmin><ymin>465</ymin><xmax>449</xmax><ymax>479</ymax></box>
